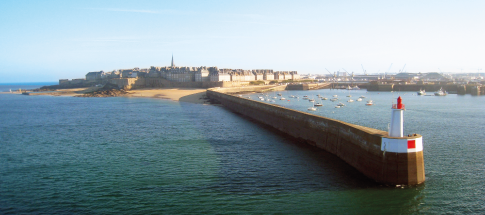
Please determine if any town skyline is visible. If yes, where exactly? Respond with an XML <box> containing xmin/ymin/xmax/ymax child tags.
<box><xmin>1</xmin><ymin>0</ymin><xmax>484</xmax><ymax>83</ymax></box>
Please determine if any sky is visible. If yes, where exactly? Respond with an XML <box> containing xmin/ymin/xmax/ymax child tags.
<box><xmin>1</xmin><ymin>0</ymin><xmax>484</xmax><ymax>82</ymax></box>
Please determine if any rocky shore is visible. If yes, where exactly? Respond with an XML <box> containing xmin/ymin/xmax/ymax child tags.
<box><xmin>73</xmin><ymin>83</ymin><xmax>128</xmax><ymax>97</ymax></box>
<box><xmin>74</xmin><ymin>89</ymin><xmax>129</xmax><ymax>97</ymax></box>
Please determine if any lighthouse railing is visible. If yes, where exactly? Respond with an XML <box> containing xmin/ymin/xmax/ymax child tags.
<box><xmin>392</xmin><ymin>104</ymin><xmax>405</xmax><ymax>109</ymax></box>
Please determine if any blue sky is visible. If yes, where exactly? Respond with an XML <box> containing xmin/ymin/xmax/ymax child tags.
<box><xmin>1</xmin><ymin>0</ymin><xmax>484</xmax><ymax>82</ymax></box>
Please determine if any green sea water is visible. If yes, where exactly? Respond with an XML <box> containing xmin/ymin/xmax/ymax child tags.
<box><xmin>1</xmin><ymin>87</ymin><xmax>484</xmax><ymax>214</ymax></box>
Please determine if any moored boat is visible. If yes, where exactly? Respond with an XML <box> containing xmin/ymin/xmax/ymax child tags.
<box><xmin>434</xmin><ymin>88</ymin><xmax>447</xmax><ymax>96</ymax></box>
<box><xmin>417</xmin><ymin>89</ymin><xmax>426</xmax><ymax>95</ymax></box>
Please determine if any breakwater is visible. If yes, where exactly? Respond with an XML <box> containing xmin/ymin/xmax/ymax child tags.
<box><xmin>362</xmin><ymin>83</ymin><xmax>484</xmax><ymax>95</ymax></box>
<box><xmin>207</xmin><ymin>87</ymin><xmax>425</xmax><ymax>185</ymax></box>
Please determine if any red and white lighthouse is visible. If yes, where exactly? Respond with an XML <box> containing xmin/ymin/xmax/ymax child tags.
<box><xmin>389</xmin><ymin>96</ymin><xmax>405</xmax><ymax>137</ymax></box>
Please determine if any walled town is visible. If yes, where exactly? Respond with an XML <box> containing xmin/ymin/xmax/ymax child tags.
<box><xmin>58</xmin><ymin>56</ymin><xmax>299</xmax><ymax>90</ymax></box>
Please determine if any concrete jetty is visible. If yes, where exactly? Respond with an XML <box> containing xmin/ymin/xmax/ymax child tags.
<box><xmin>207</xmin><ymin>87</ymin><xmax>425</xmax><ymax>186</ymax></box>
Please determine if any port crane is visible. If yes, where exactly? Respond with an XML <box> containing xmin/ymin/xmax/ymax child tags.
<box><xmin>385</xmin><ymin>63</ymin><xmax>393</xmax><ymax>79</ymax></box>
<box><xmin>399</xmin><ymin>64</ymin><xmax>406</xmax><ymax>73</ymax></box>
<box><xmin>361</xmin><ymin>64</ymin><xmax>367</xmax><ymax>75</ymax></box>
<box><xmin>326</xmin><ymin>68</ymin><xmax>338</xmax><ymax>89</ymax></box>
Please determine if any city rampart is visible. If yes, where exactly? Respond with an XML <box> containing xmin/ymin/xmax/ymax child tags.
<box><xmin>207</xmin><ymin>88</ymin><xmax>425</xmax><ymax>185</ymax></box>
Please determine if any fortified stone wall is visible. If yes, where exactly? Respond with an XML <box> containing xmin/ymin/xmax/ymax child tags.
<box><xmin>207</xmin><ymin>88</ymin><xmax>425</xmax><ymax>185</ymax></box>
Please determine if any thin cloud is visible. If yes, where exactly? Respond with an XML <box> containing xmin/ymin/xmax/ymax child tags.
<box><xmin>86</xmin><ymin>8</ymin><xmax>190</xmax><ymax>15</ymax></box>
<box><xmin>102</xmin><ymin>8</ymin><xmax>159</xmax><ymax>13</ymax></box>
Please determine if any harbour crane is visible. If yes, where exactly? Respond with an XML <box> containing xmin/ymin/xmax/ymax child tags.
<box><xmin>400</xmin><ymin>64</ymin><xmax>406</xmax><ymax>73</ymax></box>
<box><xmin>325</xmin><ymin>68</ymin><xmax>336</xmax><ymax>80</ymax></box>
<box><xmin>326</xmin><ymin>68</ymin><xmax>338</xmax><ymax>89</ymax></box>
<box><xmin>385</xmin><ymin>63</ymin><xmax>393</xmax><ymax>79</ymax></box>
<box><xmin>361</xmin><ymin>64</ymin><xmax>367</xmax><ymax>75</ymax></box>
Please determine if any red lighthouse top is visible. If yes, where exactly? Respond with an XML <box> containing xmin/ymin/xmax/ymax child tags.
<box><xmin>392</xmin><ymin>96</ymin><xmax>405</xmax><ymax>109</ymax></box>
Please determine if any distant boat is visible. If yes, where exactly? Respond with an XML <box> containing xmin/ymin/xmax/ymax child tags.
<box><xmin>322</xmin><ymin>97</ymin><xmax>328</xmax><ymax>100</ymax></box>
<box><xmin>309</xmin><ymin>99</ymin><xmax>315</xmax><ymax>102</ymax></box>
<box><xmin>334</xmin><ymin>105</ymin><xmax>341</xmax><ymax>108</ymax></box>
<box><xmin>434</xmin><ymin>88</ymin><xmax>447</xmax><ymax>96</ymax></box>
<box><xmin>333</xmin><ymin>95</ymin><xmax>338</xmax><ymax>97</ymax></box>
<box><xmin>337</xmin><ymin>102</ymin><xmax>345</xmax><ymax>106</ymax></box>
<box><xmin>330</xmin><ymin>98</ymin><xmax>338</xmax><ymax>102</ymax></box>
<box><xmin>347</xmin><ymin>99</ymin><xmax>354</xmax><ymax>102</ymax></box>
<box><xmin>289</xmin><ymin>95</ymin><xmax>295</xmax><ymax>98</ymax></box>
<box><xmin>352</xmin><ymin>86</ymin><xmax>360</xmax><ymax>90</ymax></box>
<box><xmin>418</xmin><ymin>89</ymin><xmax>426</xmax><ymax>95</ymax></box>
<box><xmin>346</xmin><ymin>85</ymin><xmax>352</xmax><ymax>90</ymax></box>
<box><xmin>303</xmin><ymin>95</ymin><xmax>309</xmax><ymax>100</ymax></box>
<box><xmin>356</xmin><ymin>98</ymin><xmax>362</xmax><ymax>102</ymax></box>
<box><xmin>278</xmin><ymin>93</ymin><xmax>282</xmax><ymax>96</ymax></box>
<box><xmin>314</xmin><ymin>103</ymin><xmax>323</xmax><ymax>106</ymax></box>
<box><xmin>366</xmin><ymin>100</ymin><xmax>374</xmax><ymax>106</ymax></box>
<box><xmin>308</xmin><ymin>101</ymin><xmax>317</xmax><ymax>111</ymax></box>
<box><xmin>359</xmin><ymin>95</ymin><xmax>366</xmax><ymax>98</ymax></box>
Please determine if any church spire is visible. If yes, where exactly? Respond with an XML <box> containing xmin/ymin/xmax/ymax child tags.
<box><xmin>171</xmin><ymin>54</ymin><xmax>175</xmax><ymax>67</ymax></box>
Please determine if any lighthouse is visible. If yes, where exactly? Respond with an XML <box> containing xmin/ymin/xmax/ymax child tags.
<box><xmin>389</xmin><ymin>96</ymin><xmax>404</xmax><ymax>137</ymax></box>
<box><xmin>380</xmin><ymin>96</ymin><xmax>425</xmax><ymax>185</ymax></box>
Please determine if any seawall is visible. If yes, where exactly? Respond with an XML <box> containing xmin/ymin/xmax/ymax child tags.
<box><xmin>207</xmin><ymin>88</ymin><xmax>425</xmax><ymax>185</ymax></box>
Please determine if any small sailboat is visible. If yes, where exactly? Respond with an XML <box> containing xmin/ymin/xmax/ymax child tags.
<box><xmin>309</xmin><ymin>99</ymin><xmax>315</xmax><ymax>102</ymax></box>
<box><xmin>337</xmin><ymin>102</ymin><xmax>345</xmax><ymax>107</ymax></box>
<box><xmin>347</xmin><ymin>99</ymin><xmax>354</xmax><ymax>102</ymax></box>
<box><xmin>352</xmin><ymin>86</ymin><xmax>360</xmax><ymax>90</ymax></box>
<box><xmin>366</xmin><ymin>100</ymin><xmax>374</xmax><ymax>106</ymax></box>
<box><xmin>314</xmin><ymin>102</ymin><xmax>323</xmax><ymax>106</ymax></box>
<box><xmin>356</xmin><ymin>98</ymin><xmax>362</xmax><ymax>102</ymax></box>
<box><xmin>330</xmin><ymin>98</ymin><xmax>338</xmax><ymax>102</ymax></box>
<box><xmin>334</xmin><ymin>105</ymin><xmax>341</xmax><ymax>108</ymax></box>
<box><xmin>359</xmin><ymin>95</ymin><xmax>366</xmax><ymax>98</ymax></box>
<box><xmin>302</xmin><ymin>95</ymin><xmax>309</xmax><ymax>100</ymax></box>
<box><xmin>322</xmin><ymin>97</ymin><xmax>328</xmax><ymax>100</ymax></box>
<box><xmin>418</xmin><ymin>89</ymin><xmax>426</xmax><ymax>95</ymax></box>
<box><xmin>333</xmin><ymin>95</ymin><xmax>338</xmax><ymax>97</ymax></box>
<box><xmin>308</xmin><ymin>101</ymin><xmax>317</xmax><ymax>111</ymax></box>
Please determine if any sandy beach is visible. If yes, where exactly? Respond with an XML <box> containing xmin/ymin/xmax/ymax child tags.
<box><xmin>2</xmin><ymin>88</ymin><xmax>209</xmax><ymax>104</ymax></box>
<box><xmin>123</xmin><ymin>88</ymin><xmax>208</xmax><ymax>104</ymax></box>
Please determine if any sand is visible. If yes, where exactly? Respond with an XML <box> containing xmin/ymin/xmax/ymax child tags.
<box><xmin>3</xmin><ymin>88</ymin><xmax>209</xmax><ymax>104</ymax></box>
<box><xmin>123</xmin><ymin>88</ymin><xmax>208</xmax><ymax>104</ymax></box>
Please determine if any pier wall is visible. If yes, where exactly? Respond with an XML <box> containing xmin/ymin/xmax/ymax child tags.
<box><xmin>207</xmin><ymin>88</ymin><xmax>425</xmax><ymax>185</ymax></box>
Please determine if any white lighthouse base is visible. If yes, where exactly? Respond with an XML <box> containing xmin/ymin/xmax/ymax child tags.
<box><xmin>381</xmin><ymin>137</ymin><xmax>423</xmax><ymax>153</ymax></box>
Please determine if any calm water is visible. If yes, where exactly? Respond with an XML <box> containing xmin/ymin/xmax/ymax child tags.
<box><xmin>1</xmin><ymin>86</ymin><xmax>484</xmax><ymax>214</ymax></box>
<box><xmin>0</xmin><ymin>82</ymin><xmax>57</xmax><ymax>92</ymax></box>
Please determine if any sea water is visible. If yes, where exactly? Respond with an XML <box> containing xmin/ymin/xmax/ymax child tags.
<box><xmin>1</xmin><ymin>86</ymin><xmax>484</xmax><ymax>214</ymax></box>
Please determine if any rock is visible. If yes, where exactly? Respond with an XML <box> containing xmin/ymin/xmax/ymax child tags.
<box><xmin>75</xmin><ymin>88</ymin><xmax>128</xmax><ymax>97</ymax></box>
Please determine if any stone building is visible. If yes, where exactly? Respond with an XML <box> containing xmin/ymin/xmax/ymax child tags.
<box><xmin>195</xmin><ymin>67</ymin><xmax>210</xmax><ymax>82</ymax></box>
<box><xmin>86</xmin><ymin>71</ymin><xmax>104</xmax><ymax>80</ymax></box>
